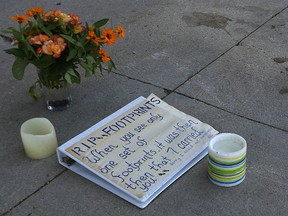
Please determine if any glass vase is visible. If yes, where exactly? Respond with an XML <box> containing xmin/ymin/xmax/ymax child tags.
<box><xmin>43</xmin><ymin>85</ymin><xmax>72</xmax><ymax>111</ymax></box>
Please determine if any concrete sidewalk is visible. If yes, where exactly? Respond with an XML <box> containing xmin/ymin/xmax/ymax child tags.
<box><xmin>1</xmin><ymin>0</ymin><xmax>288</xmax><ymax>215</ymax></box>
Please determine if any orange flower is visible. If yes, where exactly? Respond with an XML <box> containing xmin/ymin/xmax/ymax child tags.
<box><xmin>50</xmin><ymin>44</ymin><xmax>62</xmax><ymax>58</ymax></box>
<box><xmin>59</xmin><ymin>13</ymin><xmax>72</xmax><ymax>24</ymax></box>
<box><xmin>86</xmin><ymin>29</ymin><xmax>101</xmax><ymax>46</ymax></box>
<box><xmin>69</xmin><ymin>14</ymin><xmax>81</xmax><ymax>25</ymax></box>
<box><xmin>92</xmin><ymin>37</ymin><xmax>101</xmax><ymax>46</ymax></box>
<box><xmin>37</xmin><ymin>47</ymin><xmax>42</xmax><ymax>55</ymax></box>
<box><xmin>86</xmin><ymin>29</ymin><xmax>96</xmax><ymax>40</ymax></box>
<box><xmin>43</xmin><ymin>10</ymin><xmax>61</xmax><ymax>22</ymax></box>
<box><xmin>26</xmin><ymin>7</ymin><xmax>44</xmax><ymax>17</ymax></box>
<box><xmin>42</xmin><ymin>40</ymin><xmax>53</xmax><ymax>56</ymax></box>
<box><xmin>74</xmin><ymin>25</ymin><xmax>85</xmax><ymax>34</ymax></box>
<box><xmin>101</xmin><ymin>28</ymin><xmax>117</xmax><ymax>45</ymax></box>
<box><xmin>99</xmin><ymin>49</ymin><xmax>110</xmax><ymax>62</ymax></box>
<box><xmin>51</xmin><ymin>35</ymin><xmax>67</xmax><ymax>51</ymax></box>
<box><xmin>116</xmin><ymin>25</ymin><xmax>125</xmax><ymax>38</ymax></box>
<box><xmin>11</xmin><ymin>14</ymin><xmax>29</xmax><ymax>23</ymax></box>
<box><xmin>24</xmin><ymin>28</ymin><xmax>37</xmax><ymax>36</ymax></box>
<box><xmin>42</xmin><ymin>35</ymin><xmax>67</xmax><ymax>58</ymax></box>
<box><xmin>28</xmin><ymin>34</ymin><xmax>49</xmax><ymax>45</ymax></box>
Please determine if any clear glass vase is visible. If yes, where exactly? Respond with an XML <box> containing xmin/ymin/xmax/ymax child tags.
<box><xmin>37</xmin><ymin>67</ymin><xmax>72</xmax><ymax>111</ymax></box>
<box><xmin>43</xmin><ymin>85</ymin><xmax>72</xmax><ymax>111</ymax></box>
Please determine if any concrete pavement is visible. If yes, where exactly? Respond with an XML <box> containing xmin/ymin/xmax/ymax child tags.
<box><xmin>1</xmin><ymin>0</ymin><xmax>288</xmax><ymax>215</ymax></box>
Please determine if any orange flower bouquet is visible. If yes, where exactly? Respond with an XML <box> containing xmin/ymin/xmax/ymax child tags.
<box><xmin>3</xmin><ymin>7</ymin><xmax>125</xmax><ymax>100</ymax></box>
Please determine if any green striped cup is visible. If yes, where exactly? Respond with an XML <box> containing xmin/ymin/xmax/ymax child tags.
<box><xmin>208</xmin><ymin>133</ymin><xmax>247</xmax><ymax>187</ymax></box>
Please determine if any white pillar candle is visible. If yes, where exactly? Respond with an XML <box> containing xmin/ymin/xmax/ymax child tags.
<box><xmin>20</xmin><ymin>118</ymin><xmax>58</xmax><ymax>159</ymax></box>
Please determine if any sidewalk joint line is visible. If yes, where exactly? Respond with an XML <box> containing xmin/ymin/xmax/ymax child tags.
<box><xmin>1</xmin><ymin>169</ymin><xmax>67</xmax><ymax>216</ymax></box>
<box><xmin>170</xmin><ymin>5</ymin><xmax>288</xmax><ymax>95</ymax></box>
<box><xmin>112</xmin><ymin>70</ymin><xmax>172</xmax><ymax>98</ymax></box>
<box><xmin>174</xmin><ymin>91</ymin><xmax>288</xmax><ymax>133</ymax></box>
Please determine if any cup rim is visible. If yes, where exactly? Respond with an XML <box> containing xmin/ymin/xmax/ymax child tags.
<box><xmin>208</xmin><ymin>133</ymin><xmax>247</xmax><ymax>158</ymax></box>
<box><xmin>20</xmin><ymin>117</ymin><xmax>54</xmax><ymax>136</ymax></box>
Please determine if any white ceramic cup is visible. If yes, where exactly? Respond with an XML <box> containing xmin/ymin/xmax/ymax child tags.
<box><xmin>20</xmin><ymin>118</ymin><xmax>58</xmax><ymax>159</ymax></box>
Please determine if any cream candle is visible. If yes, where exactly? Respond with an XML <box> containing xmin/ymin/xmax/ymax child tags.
<box><xmin>20</xmin><ymin>118</ymin><xmax>58</xmax><ymax>159</ymax></box>
<box><xmin>208</xmin><ymin>133</ymin><xmax>247</xmax><ymax>187</ymax></box>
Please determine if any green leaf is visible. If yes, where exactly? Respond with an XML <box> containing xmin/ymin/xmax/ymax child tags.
<box><xmin>12</xmin><ymin>58</ymin><xmax>29</xmax><ymax>80</ymax></box>
<box><xmin>84</xmin><ymin>69</ymin><xmax>93</xmax><ymax>77</ymax></box>
<box><xmin>46</xmin><ymin>22</ymin><xmax>59</xmax><ymax>31</ymax></box>
<box><xmin>39</xmin><ymin>25</ymin><xmax>52</xmax><ymax>36</ymax></box>
<box><xmin>78</xmin><ymin>34</ymin><xmax>87</xmax><ymax>44</ymax></box>
<box><xmin>67</xmin><ymin>48</ymin><xmax>78</xmax><ymax>62</ymax></box>
<box><xmin>88</xmin><ymin>51</ymin><xmax>101</xmax><ymax>58</ymax></box>
<box><xmin>68</xmin><ymin>69</ymin><xmax>77</xmax><ymax>77</ymax></box>
<box><xmin>60</xmin><ymin>34</ymin><xmax>77</xmax><ymax>44</ymax></box>
<box><xmin>80</xmin><ymin>61</ymin><xmax>92</xmax><ymax>76</ymax></box>
<box><xmin>64</xmin><ymin>69</ymin><xmax>80</xmax><ymax>84</ymax></box>
<box><xmin>92</xmin><ymin>66</ymin><xmax>102</xmax><ymax>76</ymax></box>
<box><xmin>4</xmin><ymin>48</ymin><xmax>25</xmax><ymax>58</ymax></box>
<box><xmin>28</xmin><ymin>84</ymin><xmax>41</xmax><ymax>100</ymax></box>
<box><xmin>86</xmin><ymin>55</ymin><xmax>96</xmax><ymax>64</ymax></box>
<box><xmin>70</xmin><ymin>69</ymin><xmax>81</xmax><ymax>83</ymax></box>
<box><xmin>79</xmin><ymin>61</ymin><xmax>89</xmax><ymax>70</ymax></box>
<box><xmin>107</xmin><ymin>60</ymin><xmax>116</xmax><ymax>72</ymax></box>
<box><xmin>64</xmin><ymin>72</ymin><xmax>72</xmax><ymax>84</ymax></box>
<box><xmin>33</xmin><ymin>56</ymin><xmax>56</xmax><ymax>68</ymax></box>
<box><xmin>1</xmin><ymin>29</ymin><xmax>13</xmax><ymax>34</ymax></box>
<box><xmin>37</xmin><ymin>19</ymin><xmax>52</xmax><ymax>36</ymax></box>
<box><xmin>93</xmin><ymin>19</ymin><xmax>109</xmax><ymax>29</ymax></box>
<box><xmin>10</xmin><ymin>28</ymin><xmax>22</xmax><ymax>41</ymax></box>
<box><xmin>21</xmin><ymin>39</ymin><xmax>37</xmax><ymax>57</ymax></box>
<box><xmin>75</xmin><ymin>41</ymin><xmax>85</xmax><ymax>50</ymax></box>
<box><xmin>60</xmin><ymin>34</ymin><xmax>85</xmax><ymax>51</ymax></box>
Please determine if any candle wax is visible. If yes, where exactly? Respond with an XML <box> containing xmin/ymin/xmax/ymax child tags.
<box><xmin>21</xmin><ymin>118</ymin><xmax>58</xmax><ymax>159</ymax></box>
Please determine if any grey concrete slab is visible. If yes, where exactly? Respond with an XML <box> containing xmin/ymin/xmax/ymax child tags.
<box><xmin>113</xmin><ymin>0</ymin><xmax>288</xmax><ymax>90</ymax></box>
<box><xmin>177</xmin><ymin>8</ymin><xmax>288</xmax><ymax>131</ymax></box>
<box><xmin>5</xmin><ymin>93</ymin><xmax>288</xmax><ymax>216</ymax></box>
